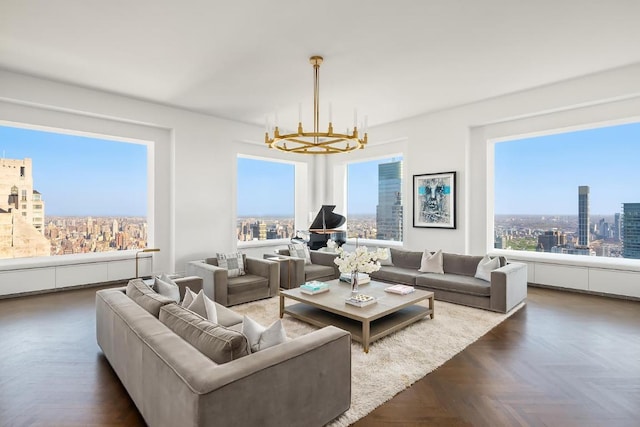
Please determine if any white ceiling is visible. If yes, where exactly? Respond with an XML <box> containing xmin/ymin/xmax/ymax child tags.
<box><xmin>1</xmin><ymin>0</ymin><xmax>640</xmax><ymax>130</ymax></box>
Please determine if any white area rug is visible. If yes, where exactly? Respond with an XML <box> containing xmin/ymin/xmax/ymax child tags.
<box><xmin>232</xmin><ymin>296</ymin><xmax>524</xmax><ymax>426</ymax></box>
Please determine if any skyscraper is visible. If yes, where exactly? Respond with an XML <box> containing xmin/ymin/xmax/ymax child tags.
<box><xmin>578</xmin><ymin>186</ymin><xmax>590</xmax><ymax>247</ymax></box>
<box><xmin>622</xmin><ymin>203</ymin><xmax>640</xmax><ymax>259</ymax></box>
<box><xmin>376</xmin><ymin>161</ymin><xmax>403</xmax><ymax>241</ymax></box>
<box><xmin>614</xmin><ymin>212</ymin><xmax>622</xmax><ymax>241</ymax></box>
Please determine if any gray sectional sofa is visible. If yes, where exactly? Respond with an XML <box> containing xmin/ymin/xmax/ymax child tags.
<box><xmin>96</xmin><ymin>278</ymin><xmax>351</xmax><ymax>427</ymax></box>
<box><xmin>370</xmin><ymin>248</ymin><xmax>527</xmax><ymax>313</ymax></box>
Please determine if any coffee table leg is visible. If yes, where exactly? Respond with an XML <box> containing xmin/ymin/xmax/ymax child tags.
<box><xmin>279</xmin><ymin>294</ymin><xmax>284</xmax><ymax>318</ymax></box>
<box><xmin>429</xmin><ymin>295</ymin><xmax>435</xmax><ymax>319</ymax></box>
<box><xmin>362</xmin><ymin>320</ymin><xmax>370</xmax><ymax>353</ymax></box>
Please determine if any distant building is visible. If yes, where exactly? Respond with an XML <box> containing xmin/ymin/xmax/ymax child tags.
<box><xmin>614</xmin><ymin>212</ymin><xmax>622</xmax><ymax>242</ymax></box>
<box><xmin>578</xmin><ymin>186</ymin><xmax>590</xmax><ymax>246</ymax></box>
<box><xmin>0</xmin><ymin>157</ymin><xmax>49</xmax><ymax>259</ymax></box>
<box><xmin>622</xmin><ymin>203</ymin><xmax>640</xmax><ymax>259</ymax></box>
<box><xmin>376</xmin><ymin>161</ymin><xmax>403</xmax><ymax>241</ymax></box>
<box><xmin>537</xmin><ymin>230</ymin><xmax>566</xmax><ymax>252</ymax></box>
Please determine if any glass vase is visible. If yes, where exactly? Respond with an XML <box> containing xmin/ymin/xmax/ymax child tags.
<box><xmin>351</xmin><ymin>270</ymin><xmax>359</xmax><ymax>296</ymax></box>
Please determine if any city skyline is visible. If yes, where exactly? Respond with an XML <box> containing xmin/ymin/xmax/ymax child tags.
<box><xmin>0</xmin><ymin>124</ymin><xmax>147</xmax><ymax>216</ymax></box>
<box><xmin>495</xmin><ymin>121</ymin><xmax>640</xmax><ymax>215</ymax></box>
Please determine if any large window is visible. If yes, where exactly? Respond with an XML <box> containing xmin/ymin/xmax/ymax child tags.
<box><xmin>236</xmin><ymin>156</ymin><xmax>295</xmax><ymax>242</ymax></box>
<box><xmin>494</xmin><ymin>121</ymin><xmax>640</xmax><ymax>260</ymax></box>
<box><xmin>0</xmin><ymin>124</ymin><xmax>148</xmax><ymax>260</ymax></box>
<box><xmin>347</xmin><ymin>156</ymin><xmax>403</xmax><ymax>242</ymax></box>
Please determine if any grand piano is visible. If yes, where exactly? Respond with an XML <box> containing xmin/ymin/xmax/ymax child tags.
<box><xmin>300</xmin><ymin>205</ymin><xmax>347</xmax><ymax>250</ymax></box>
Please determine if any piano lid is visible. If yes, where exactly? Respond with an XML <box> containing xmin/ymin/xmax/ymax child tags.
<box><xmin>309</xmin><ymin>205</ymin><xmax>346</xmax><ymax>232</ymax></box>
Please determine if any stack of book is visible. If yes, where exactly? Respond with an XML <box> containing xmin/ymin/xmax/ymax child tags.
<box><xmin>345</xmin><ymin>294</ymin><xmax>377</xmax><ymax>307</ymax></box>
<box><xmin>300</xmin><ymin>281</ymin><xmax>330</xmax><ymax>295</ymax></box>
<box><xmin>384</xmin><ymin>284</ymin><xmax>416</xmax><ymax>295</ymax></box>
<box><xmin>339</xmin><ymin>272</ymin><xmax>371</xmax><ymax>285</ymax></box>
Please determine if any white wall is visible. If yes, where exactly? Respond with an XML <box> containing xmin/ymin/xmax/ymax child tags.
<box><xmin>2</xmin><ymin>62</ymin><xmax>640</xmax><ymax>297</ymax></box>
<box><xmin>0</xmin><ymin>69</ymin><xmax>314</xmax><ymax>293</ymax></box>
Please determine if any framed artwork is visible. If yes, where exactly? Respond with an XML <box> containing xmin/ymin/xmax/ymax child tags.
<box><xmin>413</xmin><ymin>171</ymin><xmax>456</xmax><ymax>229</ymax></box>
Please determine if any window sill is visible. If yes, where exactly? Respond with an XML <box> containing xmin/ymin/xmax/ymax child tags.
<box><xmin>237</xmin><ymin>239</ymin><xmax>291</xmax><ymax>249</ymax></box>
<box><xmin>490</xmin><ymin>249</ymin><xmax>640</xmax><ymax>273</ymax></box>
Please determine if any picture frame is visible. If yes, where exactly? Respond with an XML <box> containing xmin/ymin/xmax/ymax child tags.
<box><xmin>413</xmin><ymin>171</ymin><xmax>456</xmax><ymax>229</ymax></box>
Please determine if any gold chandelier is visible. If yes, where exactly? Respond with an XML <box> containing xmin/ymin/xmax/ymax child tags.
<box><xmin>265</xmin><ymin>56</ymin><xmax>368</xmax><ymax>154</ymax></box>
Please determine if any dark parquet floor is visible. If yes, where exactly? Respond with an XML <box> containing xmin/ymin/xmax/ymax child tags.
<box><xmin>0</xmin><ymin>285</ymin><xmax>639</xmax><ymax>426</ymax></box>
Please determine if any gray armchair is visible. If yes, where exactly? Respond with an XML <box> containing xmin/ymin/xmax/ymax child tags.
<box><xmin>271</xmin><ymin>249</ymin><xmax>340</xmax><ymax>288</ymax></box>
<box><xmin>186</xmin><ymin>255</ymin><xmax>279</xmax><ymax>307</ymax></box>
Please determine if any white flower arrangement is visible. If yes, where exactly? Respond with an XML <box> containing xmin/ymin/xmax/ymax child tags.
<box><xmin>333</xmin><ymin>243</ymin><xmax>389</xmax><ymax>274</ymax></box>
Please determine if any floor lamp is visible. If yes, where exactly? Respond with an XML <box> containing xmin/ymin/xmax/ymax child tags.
<box><xmin>135</xmin><ymin>248</ymin><xmax>160</xmax><ymax>278</ymax></box>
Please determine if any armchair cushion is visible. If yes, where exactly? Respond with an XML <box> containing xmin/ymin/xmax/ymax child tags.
<box><xmin>216</xmin><ymin>252</ymin><xmax>246</xmax><ymax>277</ymax></box>
<box><xmin>288</xmin><ymin>243</ymin><xmax>311</xmax><ymax>265</ymax></box>
<box><xmin>227</xmin><ymin>274</ymin><xmax>269</xmax><ymax>295</ymax></box>
<box><xmin>304</xmin><ymin>264</ymin><xmax>336</xmax><ymax>282</ymax></box>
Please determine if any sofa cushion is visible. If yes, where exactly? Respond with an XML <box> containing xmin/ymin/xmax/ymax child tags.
<box><xmin>389</xmin><ymin>248</ymin><xmax>422</xmax><ymax>269</ymax></box>
<box><xmin>125</xmin><ymin>278</ymin><xmax>175</xmax><ymax>318</ymax></box>
<box><xmin>370</xmin><ymin>266</ymin><xmax>420</xmax><ymax>286</ymax></box>
<box><xmin>378</xmin><ymin>247</ymin><xmax>393</xmax><ymax>266</ymax></box>
<box><xmin>216</xmin><ymin>252</ymin><xmax>246</xmax><ymax>278</ymax></box>
<box><xmin>419</xmin><ymin>249</ymin><xmax>444</xmax><ymax>274</ymax></box>
<box><xmin>474</xmin><ymin>255</ymin><xmax>501</xmax><ymax>282</ymax></box>
<box><xmin>415</xmin><ymin>273</ymin><xmax>491</xmax><ymax>297</ymax></box>
<box><xmin>187</xmin><ymin>290</ymin><xmax>218</xmax><ymax>323</ymax></box>
<box><xmin>442</xmin><ymin>253</ymin><xmax>485</xmax><ymax>277</ymax></box>
<box><xmin>227</xmin><ymin>274</ymin><xmax>269</xmax><ymax>295</ymax></box>
<box><xmin>304</xmin><ymin>264</ymin><xmax>336</xmax><ymax>282</ymax></box>
<box><xmin>154</xmin><ymin>275</ymin><xmax>180</xmax><ymax>303</ymax></box>
<box><xmin>242</xmin><ymin>315</ymin><xmax>288</xmax><ymax>353</ymax></box>
<box><xmin>159</xmin><ymin>303</ymin><xmax>249</xmax><ymax>364</ymax></box>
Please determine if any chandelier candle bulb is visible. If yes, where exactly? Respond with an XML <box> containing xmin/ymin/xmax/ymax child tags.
<box><xmin>329</xmin><ymin>103</ymin><xmax>332</xmax><ymax>123</ymax></box>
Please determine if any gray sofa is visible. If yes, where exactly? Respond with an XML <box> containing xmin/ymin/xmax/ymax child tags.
<box><xmin>96</xmin><ymin>278</ymin><xmax>351</xmax><ymax>427</ymax></box>
<box><xmin>370</xmin><ymin>248</ymin><xmax>527</xmax><ymax>313</ymax></box>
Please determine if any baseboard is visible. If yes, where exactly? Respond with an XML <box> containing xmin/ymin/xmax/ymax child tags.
<box><xmin>528</xmin><ymin>283</ymin><xmax>640</xmax><ymax>302</ymax></box>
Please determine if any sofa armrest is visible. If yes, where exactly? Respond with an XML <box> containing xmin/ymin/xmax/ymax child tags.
<box><xmin>245</xmin><ymin>257</ymin><xmax>279</xmax><ymax>296</ymax></box>
<box><xmin>310</xmin><ymin>250</ymin><xmax>340</xmax><ymax>278</ymax></box>
<box><xmin>184</xmin><ymin>326</ymin><xmax>351</xmax><ymax>426</ymax></box>
<box><xmin>174</xmin><ymin>276</ymin><xmax>203</xmax><ymax>300</ymax></box>
<box><xmin>490</xmin><ymin>262</ymin><xmax>528</xmax><ymax>313</ymax></box>
<box><xmin>186</xmin><ymin>261</ymin><xmax>228</xmax><ymax>304</ymax></box>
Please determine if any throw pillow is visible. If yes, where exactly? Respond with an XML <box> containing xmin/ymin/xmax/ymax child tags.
<box><xmin>418</xmin><ymin>249</ymin><xmax>444</xmax><ymax>274</ymax></box>
<box><xmin>216</xmin><ymin>252</ymin><xmax>245</xmax><ymax>278</ymax></box>
<box><xmin>242</xmin><ymin>315</ymin><xmax>288</xmax><ymax>353</ymax></box>
<box><xmin>187</xmin><ymin>289</ymin><xmax>218</xmax><ymax>324</ymax></box>
<box><xmin>474</xmin><ymin>255</ymin><xmax>500</xmax><ymax>282</ymax></box>
<box><xmin>288</xmin><ymin>243</ymin><xmax>311</xmax><ymax>265</ymax></box>
<box><xmin>181</xmin><ymin>286</ymin><xmax>198</xmax><ymax>307</ymax></box>
<box><xmin>154</xmin><ymin>276</ymin><xmax>180</xmax><ymax>303</ymax></box>
<box><xmin>378</xmin><ymin>247</ymin><xmax>393</xmax><ymax>266</ymax></box>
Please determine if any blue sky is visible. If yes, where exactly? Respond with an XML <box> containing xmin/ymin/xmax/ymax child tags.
<box><xmin>237</xmin><ymin>157</ymin><xmax>294</xmax><ymax>216</ymax></box>
<box><xmin>0</xmin><ymin>125</ymin><xmax>147</xmax><ymax>216</ymax></box>
<box><xmin>348</xmin><ymin>157</ymin><xmax>402</xmax><ymax>215</ymax></box>
<box><xmin>495</xmin><ymin>122</ymin><xmax>640</xmax><ymax>215</ymax></box>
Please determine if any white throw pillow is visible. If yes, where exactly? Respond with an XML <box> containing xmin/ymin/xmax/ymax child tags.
<box><xmin>216</xmin><ymin>252</ymin><xmax>245</xmax><ymax>278</ymax></box>
<box><xmin>474</xmin><ymin>255</ymin><xmax>500</xmax><ymax>282</ymax></box>
<box><xmin>187</xmin><ymin>290</ymin><xmax>218</xmax><ymax>323</ymax></box>
<box><xmin>288</xmin><ymin>243</ymin><xmax>311</xmax><ymax>265</ymax></box>
<box><xmin>378</xmin><ymin>247</ymin><xmax>393</xmax><ymax>266</ymax></box>
<box><xmin>154</xmin><ymin>276</ymin><xmax>180</xmax><ymax>303</ymax></box>
<box><xmin>418</xmin><ymin>249</ymin><xmax>444</xmax><ymax>274</ymax></box>
<box><xmin>181</xmin><ymin>287</ymin><xmax>198</xmax><ymax>307</ymax></box>
<box><xmin>242</xmin><ymin>315</ymin><xmax>288</xmax><ymax>353</ymax></box>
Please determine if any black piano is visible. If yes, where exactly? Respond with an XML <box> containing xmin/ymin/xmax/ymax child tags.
<box><xmin>303</xmin><ymin>205</ymin><xmax>347</xmax><ymax>250</ymax></box>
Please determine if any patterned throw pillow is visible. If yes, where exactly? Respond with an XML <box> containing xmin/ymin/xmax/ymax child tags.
<box><xmin>288</xmin><ymin>243</ymin><xmax>311</xmax><ymax>265</ymax></box>
<box><xmin>216</xmin><ymin>252</ymin><xmax>246</xmax><ymax>278</ymax></box>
